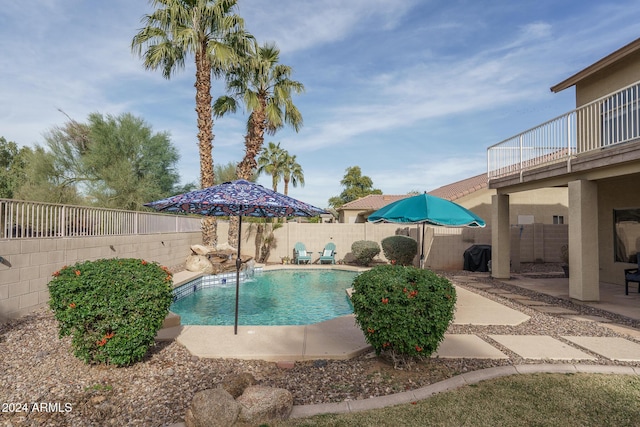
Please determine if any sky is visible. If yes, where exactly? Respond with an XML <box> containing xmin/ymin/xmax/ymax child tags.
<box><xmin>2</xmin><ymin>1</ymin><xmax>640</xmax><ymax>209</ymax></box>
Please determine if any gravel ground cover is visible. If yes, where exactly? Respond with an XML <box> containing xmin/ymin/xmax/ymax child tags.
<box><xmin>1</xmin><ymin>263</ymin><xmax>639</xmax><ymax>426</ymax></box>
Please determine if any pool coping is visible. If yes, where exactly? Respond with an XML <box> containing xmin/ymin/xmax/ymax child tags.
<box><xmin>158</xmin><ymin>264</ymin><xmax>374</xmax><ymax>361</ymax></box>
<box><xmin>171</xmin><ymin>263</ymin><xmax>368</xmax><ymax>289</ymax></box>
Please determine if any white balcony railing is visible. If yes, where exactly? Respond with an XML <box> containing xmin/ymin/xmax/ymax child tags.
<box><xmin>488</xmin><ymin>80</ymin><xmax>640</xmax><ymax>180</ymax></box>
<box><xmin>0</xmin><ymin>199</ymin><xmax>202</xmax><ymax>239</ymax></box>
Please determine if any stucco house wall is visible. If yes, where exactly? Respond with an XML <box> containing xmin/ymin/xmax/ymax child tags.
<box><xmin>452</xmin><ymin>186</ymin><xmax>568</xmax><ymax>227</ymax></box>
<box><xmin>575</xmin><ymin>48</ymin><xmax>640</xmax><ymax>106</ymax></box>
<box><xmin>338</xmin><ymin>209</ymin><xmax>363</xmax><ymax>224</ymax></box>
<box><xmin>598</xmin><ymin>174</ymin><xmax>640</xmax><ymax>284</ymax></box>
<box><xmin>491</xmin><ymin>37</ymin><xmax>640</xmax><ymax>297</ymax></box>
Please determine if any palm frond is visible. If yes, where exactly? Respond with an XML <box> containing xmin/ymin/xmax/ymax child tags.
<box><xmin>213</xmin><ymin>96</ymin><xmax>238</xmax><ymax>117</ymax></box>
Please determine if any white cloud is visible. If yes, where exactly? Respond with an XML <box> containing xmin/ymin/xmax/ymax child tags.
<box><xmin>240</xmin><ymin>0</ymin><xmax>418</xmax><ymax>53</ymax></box>
<box><xmin>2</xmin><ymin>0</ymin><xmax>640</xmax><ymax>209</ymax></box>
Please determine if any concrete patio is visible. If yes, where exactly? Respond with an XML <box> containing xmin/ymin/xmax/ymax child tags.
<box><xmin>158</xmin><ymin>268</ymin><xmax>640</xmax><ymax>363</ymax></box>
<box><xmin>162</xmin><ymin>268</ymin><xmax>640</xmax><ymax>425</ymax></box>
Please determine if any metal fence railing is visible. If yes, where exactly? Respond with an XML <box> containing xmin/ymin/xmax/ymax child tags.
<box><xmin>488</xmin><ymin>80</ymin><xmax>640</xmax><ymax>180</ymax></box>
<box><xmin>0</xmin><ymin>199</ymin><xmax>202</xmax><ymax>239</ymax></box>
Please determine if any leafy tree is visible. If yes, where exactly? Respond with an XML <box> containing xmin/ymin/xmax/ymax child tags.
<box><xmin>0</xmin><ymin>137</ymin><xmax>31</xmax><ymax>199</ymax></box>
<box><xmin>214</xmin><ymin>161</ymin><xmax>256</xmax><ymax>183</ymax></box>
<box><xmin>282</xmin><ymin>152</ymin><xmax>304</xmax><ymax>196</ymax></box>
<box><xmin>173</xmin><ymin>181</ymin><xmax>198</xmax><ymax>195</ymax></box>
<box><xmin>256</xmin><ymin>141</ymin><xmax>286</xmax><ymax>191</ymax></box>
<box><xmin>15</xmin><ymin>113</ymin><xmax>183</xmax><ymax>210</ymax></box>
<box><xmin>82</xmin><ymin>113</ymin><xmax>180</xmax><ymax>209</ymax></box>
<box><xmin>14</xmin><ymin>116</ymin><xmax>88</xmax><ymax>205</ymax></box>
<box><xmin>328</xmin><ymin>166</ymin><xmax>382</xmax><ymax>208</ymax></box>
<box><xmin>214</xmin><ymin>161</ymin><xmax>239</xmax><ymax>184</ymax></box>
<box><xmin>132</xmin><ymin>0</ymin><xmax>252</xmax><ymax>244</ymax></box>
<box><xmin>14</xmin><ymin>146</ymin><xmax>83</xmax><ymax>205</ymax></box>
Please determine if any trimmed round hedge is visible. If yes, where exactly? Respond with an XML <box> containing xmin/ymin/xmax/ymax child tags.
<box><xmin>351</xmin><ymin>240</ymin><xmax>381</xmax><ymax>266</ymax></box>
<box><xmin>351</xmin><ymin>265</ymin><xmax>456</xmax><ymax>359</ymax></box>
<box><xmin>381</xmin><ymin>235</ymin><xmax>418</xmax><ymax>266</ymax></box>
<box><xmin>48</xmin><ymin>258</ymin><xmax>173</xmax><ymax>366</ymax></box>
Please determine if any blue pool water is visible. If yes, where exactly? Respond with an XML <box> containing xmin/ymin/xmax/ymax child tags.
<box><xmin>171</xmin><ymin>269</ymin><xmax>358</xmax><ymax>326</ymax></box>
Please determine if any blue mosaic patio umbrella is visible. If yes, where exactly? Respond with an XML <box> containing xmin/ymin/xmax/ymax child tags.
<box><xmin>368</xmin><ymin>192</ymin><xmax>486</xmax><ymax>267</ymax></box>
<box><xmin>144</xmin><ymin>179</ymin><xmax>326</xmax><ymax>334</ymax></box>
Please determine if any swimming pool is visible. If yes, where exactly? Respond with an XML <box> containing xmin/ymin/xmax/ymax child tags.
<box><xmin>171</xmin><ymin>269</ymin><xmax>359</xmax><ymax>326</ymax></box>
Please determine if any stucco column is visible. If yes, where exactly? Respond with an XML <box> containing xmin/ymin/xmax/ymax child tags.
<box><xmin>568</xmin><ymin>179</ymin><xmax>599</xmax><ymax>301</ymax></box>
<box><xmin>491</xmin><ymin>194</ymin><xmax>510</xmax><ymax>279</ymax></box>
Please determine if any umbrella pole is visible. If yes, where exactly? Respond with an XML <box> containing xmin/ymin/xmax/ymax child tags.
<box><xmin>234</xmin><ymin>217</ymin><xmax>242</xmax><ymax>335</ymax></box>
<box><xmin>420</xmin><ymin>223</ymin><xmax>425</xmax><ymax>269</ymax></box>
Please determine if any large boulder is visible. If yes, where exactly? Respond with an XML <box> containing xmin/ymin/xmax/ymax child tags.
<box><xmin>215</xmin><ymin>242</ymin><xmax>236</xmax><ymax>252</ymax></box>
<box><xmin>237</xmin><ymin>386</ymin><xmax>293</xmax><ymax>424</ymax></box>
<box><xmin>185</xmin><ymin>254</ymin><xmax>215</xmax><ymax>274</ymax></box>
<box><xmin>184</xmin><ymin>388</ymin><xmax>241</xmax><ymax>427</ymax></box>
<box><xmin>190</xmin><ymin>244</ymin><xmax>213</xmax><ymax>256</ymax></box>
<box><xmin>221</xmin><ymin>373</ymin><xmax>257</xmax><ymax>399</ymax></box>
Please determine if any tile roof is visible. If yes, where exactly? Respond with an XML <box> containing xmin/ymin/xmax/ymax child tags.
<box><xmin>428</xmin><ymin>173</ymin><xmax>488</xmax><ymax>201</ymax></box>
<box><xmin>338</xmin><ymin>194</ymin><xmax>411</xmax><ymax>211</ymax></box>
<box><xmin>338</xmin><ymin>173</ymin><xmax>488</xmax><ymax>211</ymax></box>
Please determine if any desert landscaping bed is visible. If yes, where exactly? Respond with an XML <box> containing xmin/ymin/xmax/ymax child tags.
<box><xmin>1</xmin><ymin>264</ymin><xmax>639</xmax><ymax>426</ymax></box>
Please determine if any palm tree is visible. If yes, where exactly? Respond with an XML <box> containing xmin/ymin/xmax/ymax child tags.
<box><xmin>214</xmin><ymin>40</ymin><xmax>304</xmax><ymax>180</ymax></box>
<box><xmin>214</xmin><ymin>40</ymin><xmax>303</xmax><ymax>248</ymax></box>
<box><xmin>281</xmin><ymin>153</ymin><xmax>304</xmax><ymax>196</ymax></box>
<box><xmin>256</xmin><ymin>142</ymin><xmax>286</xmax><ymax>191</ymax></box>
<box><xmin>131</xmin><ymin>0</ymin><xmax>251</xmax><ymax>246</ymax></box>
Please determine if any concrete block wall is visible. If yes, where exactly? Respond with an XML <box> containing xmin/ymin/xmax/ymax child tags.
<box><xmin>235</xmin><ymin>222</ymin><xmax>567</xmax><ymax>268</ymax></box>
<box><xmin>239</xmin><ymin>222</ymin><xmax>496</xmax><ymax>269</ymax></box>
<box><xmin>1</xmin><ymin>221</ymin><xmax>567</xmax><ymax>321</ymax></box>
<box><xmin>0</xmin><ymin>232</ymin><xmax>201</xmax><ymax>321</ymax></box>
<box><xmin>512</xmin><ymin>223</ymin><xmax>568</xmax><ymax>263</ymax></box>
<box><xmin>425</xmin><ymin>227</ymin><xmax>492</xmax><ymax>270</ymax></box>
<box><xmin>256</xmin><ymin>222</ymin><xmax>403</xmax><ymax>263</ymax></box>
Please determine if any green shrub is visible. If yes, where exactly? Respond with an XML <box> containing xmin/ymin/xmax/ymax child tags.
<box><xmin>381</xmin><ymin>235</ymin><xmax>418</xmax><ymax>266</ymax></box>
<box><xmin>351</xmin><ymin>240</ymin><xmax>381</xmax><ymax>266</ymax></box>
<box><xmin>351</xmin><ymin>265</ymin><xmax>456</xmax><ymax>362</ymax></box>
<box><xmin>48</xmin><ymin>258</ymin><xmax>173</xmax><ymax>366</ymax></box>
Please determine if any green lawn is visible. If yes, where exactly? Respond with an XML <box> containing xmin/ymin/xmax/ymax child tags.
<box><xmin>274</xmin><ymin>373</ymin><xmax>640</xmax><ymax>427</ymax></box>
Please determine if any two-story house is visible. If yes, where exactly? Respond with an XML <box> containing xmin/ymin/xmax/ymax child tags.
<box><xmin>488</xmin><ymin>37</ymin><xmax>640</xmax><ymax>302</ymax></box>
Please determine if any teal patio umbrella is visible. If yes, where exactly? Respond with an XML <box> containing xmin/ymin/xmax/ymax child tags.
<box><xmin>368</xmin><ymin>192</ymin><xmax>486</xmax><ymax>267</ymax></box>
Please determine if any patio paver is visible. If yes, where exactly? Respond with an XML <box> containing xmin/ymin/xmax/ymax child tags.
<box><xmin>434</xmin><ymin>335</ymin><xmax>508</xmax><ymax>359</ymax></box>
<box><xmin>515</xmin><ymin>299</ymin><xmax>551</xmax><ymax>306</ymax></box>
<box><xmin>453</xmin><ymin>286</ymin><xmax>530</xmax><ymax>326</ymax></box>
<box><xmin>531</xmin><ymin>306</ymin><xmax>579</xmax><ymax>315</ymax></box>
<box><xmin>562</xmin><ymin>336</ymin><xmax>640</xmax><ymax>362</ymax></box>
<box><xmin>488</xmin><ymin>335</ymin><xmax>596</xmax><ymax>360</ymax></box>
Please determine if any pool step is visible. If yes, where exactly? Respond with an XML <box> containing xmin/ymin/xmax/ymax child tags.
<box><xmin>162</xmin><ymin>311</ymin><xmax>181</xmax><ymax>329</ymax></box>
<box><xmin>156</xmin><ymin>312</ymin><xmax>182</xmax><ymax>342</ymax></box>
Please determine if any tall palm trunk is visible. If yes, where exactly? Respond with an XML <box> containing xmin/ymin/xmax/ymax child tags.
<box><xmin>236</xmin><ymin>100</ymin><xmax>267</xmax><ymax>179</ymax></box>
<box><xmin>195</xmin><ymin>46</ymin><xmax>217</xmax><ymax>246</ymax></box>
<box><xmin>229</xmin><ymin>100</ymin><xmax>267</xmax><ymax>250</ymax></box>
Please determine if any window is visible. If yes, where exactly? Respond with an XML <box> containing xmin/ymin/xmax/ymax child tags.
<box><xmin>614</xmin><ymin>209</ymin><xmax>640</xmax><ymax>263</ymax></box>
<box><xmin>601</xmin><ymin>83</ymin><xmax>640</xmax><ymax>146</ymax></box>
<box><xmin>553</xmin><ymin>215</ymin><xmax>564</xmax><ymax>224</ymax></box>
